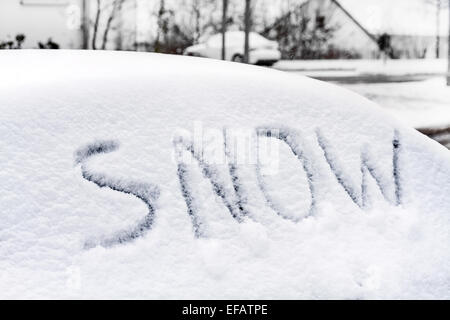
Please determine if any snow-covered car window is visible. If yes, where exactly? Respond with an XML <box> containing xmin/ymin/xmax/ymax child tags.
<box><xmin>1</xmin><ymin>50</ymin><xmax>449</xmax><ymax>300</ymax></box>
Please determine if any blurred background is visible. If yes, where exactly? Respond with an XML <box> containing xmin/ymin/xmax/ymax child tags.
<box><xmin>1</xmin><ymin>0</ymin><xmax>449</xmax><ymax>148</ymax></box>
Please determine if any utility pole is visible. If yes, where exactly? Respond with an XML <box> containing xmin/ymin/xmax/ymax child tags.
<box><xmin>436</xmin><ymin>0</ymin><xmax>441</xmax><ymax>58</ymax></box>
<box><xmin>221</xmin><ymin>0</ymin><xmax>228</xmax><ymax>60</ymax></box>
<box><xmin>244</xmin><ymin>0</ymin><xmax>251</xmax><ymax>63</ymax></box>
<box><xmin>447</xmin><ymin>0</ymin><xmax>450</xmax><ymax>85</ymax></box>
<box><xmin>81</xmin><ymin>0</ymin><xmax>89</xmax><ymax>49</ymax></box>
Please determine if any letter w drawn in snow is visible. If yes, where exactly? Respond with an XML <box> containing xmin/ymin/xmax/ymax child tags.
<box><xmin>75</xmin><ymin>140</ymin><xmax>160</xmax><ymax>248</ymax></box>
<box><xmin>316</xmin><ymin>129</ymin><xmax>401</xmax><ymax>208</ymax></box>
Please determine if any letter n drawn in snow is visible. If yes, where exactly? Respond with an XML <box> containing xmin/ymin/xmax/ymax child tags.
<box><xmin>316</xmin><ymin>129</ymin><xmax>401</xmax><ymax>209</ymax></box>
<box><xmin>173</xmin><ymin>130</ymin><xmax>247</xmax><ymax>238</ymax></box>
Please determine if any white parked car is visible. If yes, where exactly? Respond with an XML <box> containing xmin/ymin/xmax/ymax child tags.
<box><xmin>184</xmin><ymin>31</ymin><xmax>281</xmax><ymax>66</ymax></box>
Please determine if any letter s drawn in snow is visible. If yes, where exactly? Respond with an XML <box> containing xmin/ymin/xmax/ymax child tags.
<box><xmin>75</xmin><ymin>140</ymin><xmax>160</xmax><ymax>249</ymax></box>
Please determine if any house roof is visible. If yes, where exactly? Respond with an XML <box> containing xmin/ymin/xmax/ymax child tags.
<box><xmin>260</xmin><ymin>0</ymin><xmax>448</xmax><ymax>38</ymax></box>
<box><xmin>338</xmin><ymin>0</ymin><xmax>449</xmax><ymax>37</ymax></box>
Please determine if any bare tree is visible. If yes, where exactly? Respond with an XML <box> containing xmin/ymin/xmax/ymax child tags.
<box><xmin>155</xmin><ymin>0</ymin><xmax>173</xmax><ymax>53</ymax></box>
<box><xmin>90</xmin><ymin>0</ymin><xmax>128</xmax><ymax>50</ymax></box>
<box><xmin>192</xmin><ymin>0</ymin><xmax>201</xmax><ymax>43</ymax></box>
<box><xmin>101</xmin><ymin>0</ymin><xmax>126</xmax><ymax>50</ymax></box>
<box><xmin>424</xmin><ymin>0</ymin><xmax>449</xmax><ymax>58</ymax></box>
<box><xmin>92</xmin><ymin>0</ymin><xmax>101</xmax><ymax>50</ymax></box>
<box><xmin>244</xmin><ymin>0</ymin><xmax>251</xmax><ymax>63</ymax></box>
<box><xmin>262</xmin><ymin>0</ymin><xmax>342</xmax><ymax>59</ymax></box>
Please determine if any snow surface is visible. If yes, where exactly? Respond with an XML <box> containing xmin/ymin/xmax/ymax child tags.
<box><xmin>275</xmin><ymin>59</ymin><xmax>450</xmax><ymax>129</ymax></box>
<box><xmin>0</xmin><ymin>50</ymin><xmax>449</xmax><ymax>299</ymax></box>
<box><xmin>340</xmin><ymin>77</ymin><xmax>450</xmax><ymax>129</ymax></box>
<box><xmin>275</xmin><ymin>59</ymin><xmax>447</xmax><ymax>77</ymax></box>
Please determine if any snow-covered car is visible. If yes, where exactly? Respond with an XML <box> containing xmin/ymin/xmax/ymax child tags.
<box><xmin>184</xmin><ymin>31</ymin><xmax>281</xmax><ymax>66</ymax></box>
<box><xmin>1</xmin><ymin>51</ymin><xmax>449</xmax><ymax>299</ymax></box>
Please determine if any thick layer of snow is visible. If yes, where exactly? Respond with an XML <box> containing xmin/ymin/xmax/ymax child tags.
<box><xmin>0</xmin><ymin>50</ymin><xmax>449</xmax><ymax>299</ymax></box>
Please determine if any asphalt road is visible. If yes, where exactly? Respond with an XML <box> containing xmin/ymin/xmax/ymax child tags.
<box><xmin>303</xmin><ymin>73</ymin><xmax>444</xmax><ymax>84</ymax></box>
<box><xmin>417</xmin><ymin>126</ymin><xmax>450</xmax><ymax>149</ymax></box>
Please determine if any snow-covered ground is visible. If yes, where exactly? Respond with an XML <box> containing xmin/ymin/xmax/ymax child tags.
<box><xmin>274</xmin><ymin>59</ymin><xmax>447</xmax><ymax>77</ymax></box>
<box><xmin>340</xmin><ymin>77</ymin><xmax>450</xmax><ymax>129</ymax></box>
<box><xmin>0</xmin><ymin>51</ymin><xmax>449</xmax><ymax>299</ymax></box>
<box><xmin>276</xmin><ymin>59</ymin><xmax>450</xmax><ymax>147</ymax></box>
